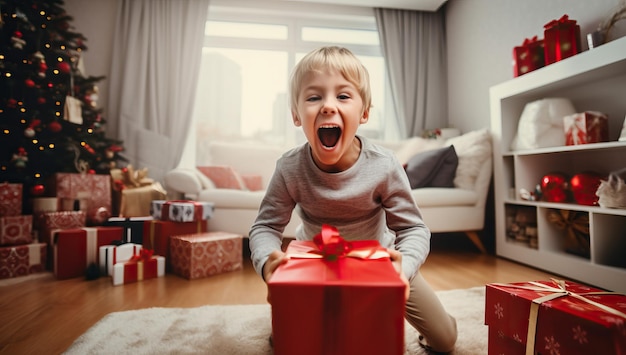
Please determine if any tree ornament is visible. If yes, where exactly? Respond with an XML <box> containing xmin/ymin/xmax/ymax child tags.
<box><xmin>105</xmin><ymin>149</ymin><xmax>115</xmax><ymax>159</ymax></box>
<box><xmin>58</xmin><ymin>62</ymin><xmax>71</xmax><ymax>74</ymax></box>
<box><xmin>7</xmin><ymin>98</ymin><xmax>18</xmax><ymax>108</ymax></box>
<box><xmin>11</xmin><ymin>148</ymin><xmax>28</xmax><ymax>168</ymax></box>
<box><xmin>11</xmin><ymin>31</ymin><xmax>26</xmax><ymax>49</ymax></box>
<box><xmin>24</xmin><ymin>127</ymin><xmax>35</xmax><ymax>138</ymax></box>
<box><xmin>25</xmin><ymin>78</ymin><xmax>36</xmax><ymax>88</ymax></box>
<box><xmin>31</xmin><ymin>184</ymin><xmax>45</xmax><ymax>196</ymax></box>
<box><xmin>37</xmin><ymin>97</ymin><xmax>46</xmax><ymax>104</ymax></box>
<box><xmin>49</xmin><ymin>121</ymin><xmax>62</xmax><ymax>133</ymax></box>
<box><xmin>570</xmin><ymin>172</ymin><xmax>604</xmax><ymax>206</ymax></box>
<box><xmin>541</xmin><ymin>173</ymin><xmax>570</xmax><ymax>203</ymax></box>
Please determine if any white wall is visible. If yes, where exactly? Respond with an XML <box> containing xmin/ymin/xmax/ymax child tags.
<box><xmin>445</xmin><ymin>0</ymin><xmax>626</xmax><ymax>134</ymax></box>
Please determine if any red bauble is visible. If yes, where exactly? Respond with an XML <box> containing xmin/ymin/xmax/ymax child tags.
<box><xmin>31</xmin><ymin>184</ymin><xmax>45</xmax><ymax>196</ymax></box>
<box><xmin>25</xmin><ymin>78</ymin><xmax>36</xmax><ymax>87</ymax></box>
<box><xmin>541</xmin><ymin>173</ymin><xmax>570</xmax><ymax>203</ymax></box>
<box><xmin>49</xmin><ymin>121</ymin><xmax>62</xmax><ymax>132</ymax></box>
<box><xmin>37</xmin><ymin>97</ymin><xmax>46</xmax><ymax>104</ymax></box>
<box><xmin>570</xmin><ymin>172</ymin><xmax>604</xmax><ymax>206</ymax></box>
<box><xmin>57</xmin><ymin>62</ymin><xmax>71</xmax><ymax>74</ymax></box>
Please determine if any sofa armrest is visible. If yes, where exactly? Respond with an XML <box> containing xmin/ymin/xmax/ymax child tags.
<box><xmin>164</xmin><ymin>168</ymin><xmax>214</xmax><ymax>198</ymax></box>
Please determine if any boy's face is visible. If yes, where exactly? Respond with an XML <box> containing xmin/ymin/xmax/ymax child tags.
<box><xmin>292</xmin><ymin>69</ymin><xmax>369</xmax><ymax>173</ymax></box>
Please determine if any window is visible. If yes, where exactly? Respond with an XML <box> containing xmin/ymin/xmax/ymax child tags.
<box><xmin>192</xmin><ymin>1</ymin><xmax>399</xmax><ymax>164</ymax></box>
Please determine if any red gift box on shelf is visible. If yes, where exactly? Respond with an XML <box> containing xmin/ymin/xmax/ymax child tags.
<box><xmin>143</xmin><ymin>219</ymin><xmax>208</xmax><ymax>269</ymax></box>
<box><xmin>50</xmin><ymin>173</ymin><xmax>112</xmax><ymax>225</ymax></box>
<box><xmin>0</xmin><ymin>243</ymin><xmax>46</xmax><ymax>279</ymax></box>
<box><xmin>543</xmin><ymin>14</ymin><xmax>582</xmax><ymax>65</ymax></box>
<box><xmin>99</xmin><ymin>242</ymin><xmax>143</xmax><ymax>276</ymax></box>
<box><xmin>564</xmin><ymin>111</ymin><xmax>609</xmax><ymax>145</ymax></box>
<box><xmin>53</xmin><ymin>226</ymin><xmax>123</xmax><ymax>279</ymax></box>
<box><xmin>150</xmin><ymin>200</ymin><xmax>214</xmax><ymax>222</ymax></box>
<box><xmin>35</xmin><ymin>210</ymin><xmax>86</xmax><ymax>245</ymax></box>
<box><xmin>485</xmin><ymin>280</ymin><xmax>626</xmax><ymax>355</ymax></box>
<box><xmin>513</xmin><ymin>36</ymin><xmax>545</xmax><ymax>77</ymax></box>
<box><xmin>170</xmin><ymin>232</ymin><xmax>242</xmax><ymax>280</ymax></box>
<box><xmin>0</xmin><ymin>183</ymin><xmax>22</xmax><ymax>217</ymax></box>
<box><xmin>112</xmin><ymin>249</ymin><xmax>165</xmax><ymax>285</ymax></box>
<box><xmin>0</xmin><ymin>215</ymin><xmax>33</xmax><ymax>246</ymax></box>
<box><xmin>268</xmin><ymin>225</ymin><xmax>406</xmax><ymax>355</ymax></box>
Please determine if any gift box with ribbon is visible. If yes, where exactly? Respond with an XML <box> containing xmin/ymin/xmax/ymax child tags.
<box><xmin>485</xmin><ymin>279</ymin><xmax>626</xmax><ymax>355</ymax></box>
<box><xmin>99</xmin><ymin>242</ymin><xmax>143</xmax><ymax>276</ymax></box>
<box><xmin>513</xmin><ymin>36</ymin><xmax>545</xmax><ymax>77</ymax></box>
<box><xmin>0</xmin><ymin>242</ymin><xmax>46</xmax><ymax>279</ymax></box>
<box><xmin>564</xmin><ymin>111</ymin><xmax>609</xmax><ymax>146</ymax></box>
<box><xmin>142</xmin><ymin>219</ymin><xmax>208</xmax><ymax>270</ymax></box>
<box><xmin>268</xmin><ymin>225</ymin><xmax>406</xmax><ymax>355</ymax></box>
<box><xmin>112</xmin><ymin>249</ymin><xmax>165</xmax><ymax>286</ymax></box>
<box><xmin>50</xmin><ymin>173</ymin><xmax>112</xmax><ymax>225</ymax></box>
<box><xmin>150</xmin><ymin>200</ymin><xmax>214</xmax><ymax>223</ymax></box>
<box><xmin>543</xmin><ymin>14</ymin><xmax>582</xmax><ymax>64</ymax></box>
<box><xmin>0</xmin><ymin>215</ymin><xmax>33</xmax><ymax>246</ymax></box>
<box><xmin>0</xmin><ymin>183</ymin><xmax>22</xmax><ymax>217</ymax></box>
<box><xmin>110</xmin><ymin>165</ymin><xmax>167</xmax><ymax>218</ymax></box>
<box><xmin>170</xmin><ymin>232</ymin><xmax>242</xmax><ymax>280</ymax></box>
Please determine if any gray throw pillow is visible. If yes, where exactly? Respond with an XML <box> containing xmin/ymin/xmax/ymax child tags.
<box><xmin>404</xmin><ymin>145</ymin><xmax>458</xmax><ymax>189</ymax></box>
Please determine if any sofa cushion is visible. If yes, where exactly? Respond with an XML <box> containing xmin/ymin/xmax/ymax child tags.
<box><xmin>411</xmin><ymin>188</ymin><xmax>478</xmax><ymax>207</ymax></box>
<box><xmin>404</xmin><ymin>145</ymin><xmax>458</xmax><ymax>189</ymax></box>
<box><xmin>197</xmin><ymin>166</ymin><xmax>247</xmax><ymax>190</ymax></box>
<box><xmin>445</xmin><ymin>129</ymin><xmax>491</xmax><ymax>191</ymax></box>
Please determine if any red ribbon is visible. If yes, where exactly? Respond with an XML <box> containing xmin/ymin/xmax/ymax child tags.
<box><xmin>522</xmin><ymin>35</ymin><xmax>539</xmax><ymax>46</ymax></box>
<box><xmin>128</xmin><ymin>248</ymin><xmax>154</xmax><ymax>263</ymax></box>
<box><xmin>313</xmin><ymin>225</ymin><xmax>353</xmax><ymax>261</ymax></box>
<box><xmin>544</xmin><ymin>14</ymin><xmax>575</xmax><ymax>29</ymax></box>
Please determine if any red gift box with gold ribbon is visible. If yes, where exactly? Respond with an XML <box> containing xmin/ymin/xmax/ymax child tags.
<box><xmin>513</xmin><ymin>36</ymin><xmax>545</xmax><ymax>77</ymax></box>
<box><xmin>142</xmin><ymin>219</ymin><xmax>207</xmax><ymax>270</ymax></box>
<box><xmin>543</xmin><ymin>14</ymin><xmax>582</xmax><ymax>64</ymax></box>
<box><xmin>268</xmin><ymin>225</ymin><xmax>406</xmax><ymax>355</ymax></box>
<box><xmin>485</xmin><ymin>280</ymin><xmax>626</xmax><ymax>355</ymax></box>
<box><xmin>112</xmin><ymin>249</ymin><xmax>165</xmax><ymax>285</ymax></box>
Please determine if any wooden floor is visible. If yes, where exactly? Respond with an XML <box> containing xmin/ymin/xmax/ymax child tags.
<box><xmin>0</xmin><ymin>237</ymin><xmax>558</xmax><ymax>355</ymax></box>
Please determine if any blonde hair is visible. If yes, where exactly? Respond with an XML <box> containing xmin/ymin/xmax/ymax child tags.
<box><xmin>289</xmin><ymin>46</ymin><xmax>372</xmax><ymax>114</ymax></box>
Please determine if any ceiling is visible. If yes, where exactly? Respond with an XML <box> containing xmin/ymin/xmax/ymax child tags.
<box><xmin>281</xmin><ymin>0</ymin><xmax>448</xmax><ymax>12</ymax></box>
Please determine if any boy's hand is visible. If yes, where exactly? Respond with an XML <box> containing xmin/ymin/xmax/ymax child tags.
<box><xmin>263</xmin><ymin>250</ymin><xmax>288</xmax><ymax>304</ymax></box>
<box><xmin>387</xmin><ymin>249</ymin><xmax>410</xmax><ymax>301</ymax></box>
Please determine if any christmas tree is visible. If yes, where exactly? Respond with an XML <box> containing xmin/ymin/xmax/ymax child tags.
<box><xmin>0</xmin><ymin>0</ymin><xmax>125</xmax><ymax>209</ymax></box>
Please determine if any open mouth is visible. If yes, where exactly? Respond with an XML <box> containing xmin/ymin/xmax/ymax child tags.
<box><xmin>318</xmin><ymin>125</ymin><xmax>342</xmax><ymax>148</ymax></box>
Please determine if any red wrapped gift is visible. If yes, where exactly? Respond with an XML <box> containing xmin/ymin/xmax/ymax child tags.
<box><xmin>543</xmin><ymin>14</ymin><xmax>582</xmax><ymax>64</ymax></box>
<box><xmin>268</xmin><ymin>225</ymin><xmax>406</xmax><ymax>355</ymax></box>
<box><xmin>513</xmin><ymin>36</ymin><xmax>545</xmax><ymax>77</ymax></box>
<box><xmin>112</xmin><ymin>249</ymin><xmax>165</xmax><ymax>285</ymax></box>
<box><xmin>35</xmin><ymin>210</ymin><xmax>86</xmax><ymax>245</ymax></box>
<box><xmin>50</xmin><ymin>173</ymin><xmax>112</xmax><ymax>224</ymax></box>
<box><xmin>564</xmin><ymin>111</ymin><xmax>609</xmax><ymax>145</ymax></box>
<box><xmin>99</xmin><ymin>242</ymin><xmax>143</xmax><ymax>276</ymax></box>
<box><xmin>53</xmin><ymin>226</ymin><xmax>123</xmax><ymax>279</ymax></box>
<box><xmin>142</xmin><ymin>219</ymin><xmax>208</xmax><ymax>269</ymax></box>
<box><xmin>0</xmin><ymin>215</ymin><xmax>33</xmax><ymax>246</ymax></box>
<box><xmin>0</xmin><ymin>243</ymin><xmax>46</xmax><ymax>279</ymax></box>
<box><xmin>170</xmin><ymin>232</ymin><xmax>242</xmax><ymax>280</ymax></box>
<box><xmin>485</xmin><ymin>280</ymin><xmax>626</xmax><ymax>355</ymax></box>
<box><xmin>0</xmin><ymin>183</ymin><xmax>22</xmax><ymax>217</ymax></box>
<box><xmin>150</xmin><ymin>200</ymin><xmax>214</xmax><ymax>222</ymax></box>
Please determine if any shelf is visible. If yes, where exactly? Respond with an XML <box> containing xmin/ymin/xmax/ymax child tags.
<box><xmin>502</xmin><ymin>141</ymin><xmax>626</xmax><ymax>157</ymax></box>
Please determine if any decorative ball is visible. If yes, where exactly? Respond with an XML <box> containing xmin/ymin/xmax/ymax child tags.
<box><xmin>37</xmin><ymin>97</ymin><xmax>46</xmax><ymax>104</ymax></box>
<box><xmin>105</xmin><ymin>149</ymin><xmax>114</xmax><ymax>159</ymax></box>
<box><xmin>24</xmin><ymin>127</ymin><xmax>35</xmax><ymax>138</ymax></box>
<box><xmin>25</xmin><ymin>79</ymin><xmax>36</xmax><ymax>88</ymax></box>
<box><xmin>49</xmin><ymin>121</ymin><xmax>62</xmax><ymax>132</ymax></box>
<box><xmin>570</xmin><ymin>172</ymin><xmax>604</xmax><ymax>206</ymax></box>
<box><xmin>541</xmin><ymin>173</ymin><xmax>570</xmax><ymax>203</ymax></box>
<box><xmin>31</xmin><ymin>184</ymin><xmax>45</xmax><ymax>196</ymax></box>
<box><xmin>91</xmin><ymin>207</ymin><xmax>111</xmax><ymax>225</ymax></box>
<box><xmin>57</xmin><ymin>62</ymin><xmax>71</xmax><ymax>74</ymax></box>
<box><xmin>7</xmin><ymin>98</ymin><xmax>18</xmax><ymax>108</ymax></box>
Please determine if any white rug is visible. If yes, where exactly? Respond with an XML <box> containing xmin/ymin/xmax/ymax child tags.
<box><xmin>65</xmin><ymin>287</ymin><xmax>487</xmax><ymax>354</ymax></box>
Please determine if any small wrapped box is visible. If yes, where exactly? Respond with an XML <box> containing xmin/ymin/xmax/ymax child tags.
<box><xmin>543</xmin><ymin>14</ymin><xmax>582</xmax><ymax>65</ymax></box>
<box><xmin>99</xmin><ymin>243</ymin><xmax>143</xmax><ymax>276</ymax></box>
<box><xmin>53</xmin><ymin>226</ymin><xmax>124</xmax><ymax>279</ymax></box>
<box><xmin>104</xmin><ymin>216</ymin><xmax>152</xmax><ymax>244</ymax></box>
<box><xmin>513</xmin><ymin>36</ymin><xmax>545</xmax><ymax>77</ymax></box>
<box><xmin>143</xmin><ymin>219</ymin><xmax>208</xmax><ymax>269</ymax></box>
<box><xmin>170</xmin><ymin>232</ymin><xmax>243</xmax><ymax>280</ymax></box>
<box><xmin>0</xmin><ymin>243</ymin><xmax>46</xmax><ymax>279</ymax></box>
<box><xmin>112</xmin><ymin>249</ymin><xmax>165</xmax><ymax>285</ymax></box>
<box><xmin>485</xmin><ymin>280</ymin><xmax>626</xmax><ymax>355</ymax></box>
<box><xmin>0</xmin><ymin>215</ymin><xmax>33</xmax><ymax>246</ymax></box>
<box><xmin>35</xmin><ymin>210</ymin><xmax>87</xmax><ymax>245</ymax></box>
<box><xmin>268</xmin><ymin>225</ymin><xmax>406</xmax><ymax>355</ymax></box>
<box><xmin>150</xmin><ymin>200</ymin><xmax>214</xmax><ymax>222</ymax></box>
<box><xmin>564</xmin><ymin>111</ymin><xmax>609</xmax><ymax>145</ymax></box>
<box><xmin>50</xmin><ymin>173</ymin><xmax>112</xmax><ymax>224</ymax></box>
<box><xmin>0</xmin><ymin>183</ymin><xmax>22</xmax><ymax>217</ymax></box>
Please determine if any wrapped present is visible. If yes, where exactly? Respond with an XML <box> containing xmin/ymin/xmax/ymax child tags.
<box><xmin>112</xmin><ymin>249</ymin><xmax>165</xmax><ymax>285</ymax></box>
<box><xmin>150</xmin><ymin>200</ymin><xmax>214</xmax><ymax>222</ymax></box>
<box><xmin>547</xmin><ymin>209</ymin><xmax>590</xmax><ymax>258</ymax></box>
<box><xmin>99</xmin><ymin>243</ymin><xmax>143</xmax><ymax>276</ymax></box>
<box><xmin>104</xmin><ymin>216</ymin><xmax>152</xmax><ymax>244</ymax></box>
<box><xmin>543</xmin><ymin>14</ymin><xmax>582</xmax><ymax>64</ymax></box>
<box><xmin>564</xmin><ymin>111</ymin><xmax>609</xmax><ymax>145</ymax></box>
<box><xmin>53</xmin><ymin>226</ymin><xmax>123</xmax><ymax>279</ymax></box>
<box><xmin>143</xmin><ymin>219</ymin><xmax>208</xmax><ymax>270</ymax></box>
<box><xmin>0</xmin><ymin>215</ymin><xmax>33</xmax><ymax>246</ymax></box>
<box><xmin>170</xmin><ymin>232</ymin><xmax>242</xmax><ymax>280</ymax></box>
<box><xmin>35</xmin><ymin>211</ymin><xmax>86</xmax><ymax>245</ymax></box>
<box><xmin>110</xmin><ymin>165</ymin><xmax>167</xmax><ymax>217</ymax></box>
<box><xmin>513</xmin><ymin>36</ymin><xmax>545</xmax><ymax>77</ymax></box>
<box><xmin>0</xmin><ymin>183</ymin><xmax>22</xmax><ymax>217</ymax></box>
<box><xmin>32</xmin><ymin>197</ymin><xmax>59</xmax><ymax>213</ymax></box>
<box><xmin>485</xmin><ymin>280</ymin><xmax>626</xmax><ymax>355</ymax></box>
<box><xmin>268</xmin><ymin>225</ymin><xmax>406</xmax><ymax>355</ymax></box>
<box><xmin>50</xmin><ymin>173</ymin><xmax>112</xmax><ymax>225</ymax></box>
<box><xmin>0</xmin><ymin>242</ymin><xmax>47</xmax><ymax>279</ymax></box>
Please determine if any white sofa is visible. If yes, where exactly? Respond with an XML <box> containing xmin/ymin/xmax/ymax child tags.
<box><xmin>164</xmin><ymin>129</ymin><xmax>492</xmax><ymax>252</ymax></box>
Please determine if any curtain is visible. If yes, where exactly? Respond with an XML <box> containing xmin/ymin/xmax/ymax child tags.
<box><xmin>106</xmin><ymin>0</ymin><xmax>209</xmax><ymax>183</ymax></box>
<box><xmin>374</xmin><ymin>8</ymin><xmax>447</xmax><ymax>138</ymax></box>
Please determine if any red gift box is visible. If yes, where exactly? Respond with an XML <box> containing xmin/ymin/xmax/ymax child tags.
<box><xmin>513</xmin><ymin>36</ymin><xmax>545</xmax><ymax>77</ymax></box>
<box><xmin>0</xmin><ymin>215</ymin><xmax>33</xmax><ymax>246</ymax></box>
<box><xmin>50</xmin><ymin>173</ymin><xmax>112</xmax><ymax>224</ymax></box>
<box><xmin>35</xmin><ymin>210</ymin><xmax>86</xmax><ymax>245</ymax></box>
<box><xmin>53</xmin><ymin>226</ymin><xmax>123</xmax><ymax>279</ymax></box>
<box><xmin>142</xmin><ymin>219</ymin><xmax>208</xmax><ymax>269</ymax></box>
<box><xmin>170</xmin><ymin>232</ymin><xmax>242</xmax><ymax>279</ymax></box>
<box><xmin>0</xmin><ymin>183</ymin><xmax>22</xmax><ymax>217</ymax></box>
<box><xmin>543</xmin><ymin>14</ymin><xmax>582</xmax><ymax>65</ymax></box>
<box><xmin>485</xmin><ymin>280</ymin><xmax>626</xmax><ymax>355</ymax></box>
<box><xmin>564</xmin><ymin>111</ymin><xmax>609</xmax><ymax>145</ymax></box>
<box><xmin>99</xmin><ymin>242</ymin><xmax>143</xmax><ymax>276</ymax></box>
<box><xmin>0</xmin><ymin>242</ymin><xmax>46</xmax><ymax>279</ymax></box>
<box><xmin>150</xmin><ymin>200</ymin><xmax>214</xmax><ymax>222</ymax></box>
<box><xmin>112</xmin><ymin>249</ymin><xmax>165</xmax><ymax>285</ymax></box>
<box><xmin>268</xmin><ymin>225</ymin><xmax>406</xmax><ymax>355</ymax></box>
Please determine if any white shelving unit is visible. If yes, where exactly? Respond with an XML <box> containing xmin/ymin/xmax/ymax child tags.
<box><xmin>490</xmin><ymin>36</ymin><xmax>626</xmax><ymax>293</ymax></box>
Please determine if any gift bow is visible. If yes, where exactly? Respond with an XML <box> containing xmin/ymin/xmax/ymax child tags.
<box><xmin>544</xmin><ymin>14</ymin><xmax>575</xmax><ymax>29</ymax></box>
<box><xmin>522</xmin><ymin>35</ymin><xmax>540</xmax><ymax>46</ymax></box>
<box><xmin>128</xmin><ymin>248</ymin><xmax>154</xmax><ymax>263</ymax></box>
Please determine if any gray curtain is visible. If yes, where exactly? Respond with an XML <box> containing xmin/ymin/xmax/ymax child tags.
<box><xmin>374</xmin><ymin>8</ymin><xmax>447</xmax><ymax>138</ymax></box>
<box><xmin>106</xmin><ymin>0</ymin><xmax>210</xmax><ymax>183</ymax></box>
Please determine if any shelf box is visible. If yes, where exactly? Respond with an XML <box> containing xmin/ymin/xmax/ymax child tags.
<box><xmin>542</xmin><ymin>208</ymin><xmax>590</xmax><ymax>259</ymax></box>
<box><xmin>592</xmin><ymin>213</ymin><xmax>626</xmax><ymax>268</ymax></box>
<box><xmin>505</xmin><ymin>204</ymin><xmax>537</xmax><ymax>249</ymax></box>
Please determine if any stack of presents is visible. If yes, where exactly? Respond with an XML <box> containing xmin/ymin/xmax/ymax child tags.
<box><xmin>0</xmin><ymin>172</ymin><xmax>243</xmax><ymax>286</ymax></box>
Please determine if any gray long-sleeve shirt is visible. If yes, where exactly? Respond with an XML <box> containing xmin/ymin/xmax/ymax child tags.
<box><xmin>249</xmin><ymin>136</ymin><xmax>431</xmax><ymax>279</ymax></box>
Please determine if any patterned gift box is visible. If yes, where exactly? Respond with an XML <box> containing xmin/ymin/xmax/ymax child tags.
<box><xmin>104</xmin><ymin>216</ymin><xmax>152</xmax><ymax>244</ymax></box>
<box><xmin>543</xmin><ymin>14</ymin><xmax>582</xmax><ymax>65</ymax></box>
<box><xmin>0</xmin><ymin>215</ymin><xmax>33</xmax><ymax>246</ymax></box>
<box><xmin>53</xmin><ymin>226</ymin><xmax>123</xmax><ymax>279</ymax></box>
<box><xmin>564</xmin><ymin>111</ymin><xmax>609</xmax><ymax>145</ymax></box>
<box><xmin>99</xmin><ymin>243</ymin><xmax>143</xmax><ymax>276</ymax></box>
<box><xmin>485</xmin><ymin>280</ymin><xmax>626</xmax><ymax>355</ymax></box>
<box><xmin>0</xmin><ymin>243</ymin><xmax>46</xmax><ymax>279</ymax></box>
<box><xmin>170</xmin><ymin>232</ymin><xmax>242</xmax><ymax>280</ymax></box>
<box><xmin>112</xmin><ymin>250</ymin><xmax>165</xmax><ymax>286</ymax></box>
<box><xmin>150</xmin><ymin>200</ymin><xmax>214</xmax><ymax>222</ymax></box>
<box><xmin>513</xmin><ymin>36</ymin><xmax>545</xmax><ymax>77</ymax></box>
<box><xmin>143</xmin><ymin>219</ymin><xmax>208</xmax><ymax>270</ymax></box>
<box><xmin>50</xmin><ymin>173</ymin><xmax>112</xmax><ymax>224</ymax></box>
<box><xmin>0</xmin><ymin>183</ymin><xmax>22</xmax><ymax>217</ymax></box>
<box><xmin>35</xmin><ymin>211</ymin><xmax>86</xmax><ymax>245</ymax></box>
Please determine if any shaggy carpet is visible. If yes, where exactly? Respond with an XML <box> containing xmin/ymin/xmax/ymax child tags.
<box><xmin>65</xmin><ymin>286</ymin><xmax>487</xmax><ymax>354</ymax></box>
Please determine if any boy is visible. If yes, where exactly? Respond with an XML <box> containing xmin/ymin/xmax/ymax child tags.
<box><xmin>249</xmin><ymin>46</ymin><xmax>457</xmax><ymax>353</ymax></box>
